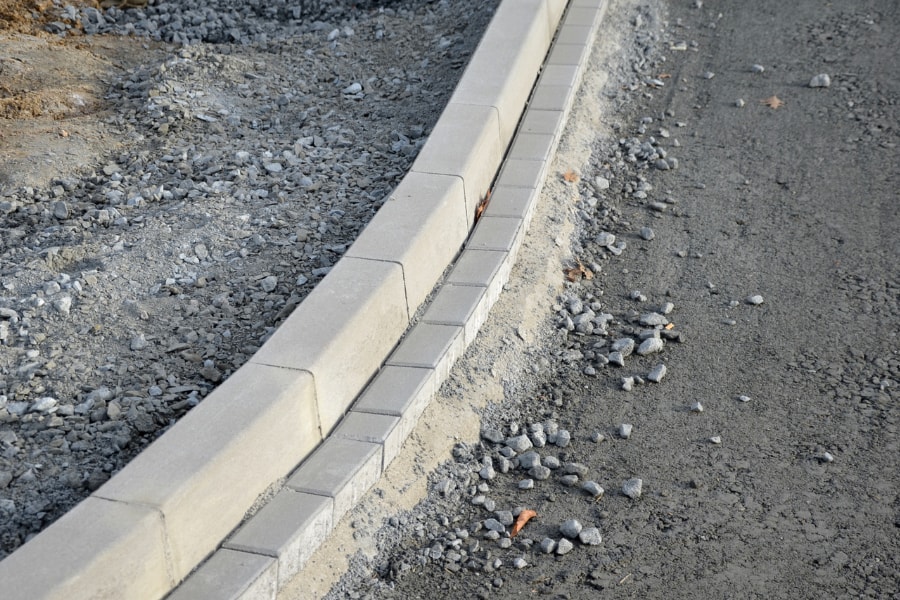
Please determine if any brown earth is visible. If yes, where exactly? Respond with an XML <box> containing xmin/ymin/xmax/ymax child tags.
<box><xmin>0</xmin><ymin>1</ymin><xmax>164</xmax><ymax>190</ymax></box>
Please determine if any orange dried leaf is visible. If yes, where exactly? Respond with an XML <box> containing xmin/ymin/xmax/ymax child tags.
<box><xmin>511</xmin><ymin>509</ymin><xmax>537</xmax><ymax>537</ymax></box>
<box><xmin>562</xmin><ymin>169</ymin><xmax>579</xmax><ymax>183</ymax></box>
<box><xmin>664</xmin><ymin>323</ymin><xmax>675</xmax><ymax>330</ymax></box>
<box><xmin>658</xmin><ymin>73</ymin><xmax>672</xmax><ymax>79</ymax></box>
<box><xmin>474</xmin><ymin>189</ymin><xmax>491</xmax><ymax>222</ymax></box>
<box><xmin>761</xmin><ymin>95</ymin><xmax>784</xmax><ymax>109</ymax></box>
<box><xmin>564</xmin><ymin>262</ymin><xmax>593</xmax><ymax>282</ymax></box>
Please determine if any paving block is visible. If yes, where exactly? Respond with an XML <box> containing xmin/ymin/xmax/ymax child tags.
<box><xmin>224</xmin><ymin>491</ymin><xmax>333</xmax><ymax>589</ymax></box>
<box><xmin>557</xmin><ymin>24</ymin><xmax>593</xmax><ymax>46</ymax></box>
<box><xmin>93</xmin><ymin>364</ymin><xmax>321</xmax><ymax>581</ymax></box>
<box><xmin>352</xmin><ymin>365</ymin><xmax>435</xmax><ymax>418</ymax></box>
<box><xmin>334</xmin><ymin>411</ymin><xmax>406</xmax><ymax>470</ymax></box>
<box><xmin>496</xmin><ymin>158</ymin><xmax>547</xmax><ymax>190</ymax></box>
<box><xmin>386</xmin><ymin>322</ymin><xmax>465</xmax><ymax>385</ymax></box>
<box><xmin>564</xmin><ymin>6</ymin><xmax>603</xmax><ymax>27</ymax></box>
<box><xmin>411</xmin><ymin>103</ymin><xmax>502</xmax><ymax>224</ymax></box>
<box><xmin>250</xmin><ymin>258</ymin><xmax>408</xmax><ymax>434</ymax></box>
<box><xmin>167</xmin><ymin>549</ymin><xmax>277</xmax><ymax>600</ymax></box>
<box><xmin>509</xmin><ymin>133</ymin><xmax>556</xmax><ymax>162</ymax></box>
<box><xmin>446</xmin><ymin>249</ymin><xmax>509</xmax><ymax>288</ymax></box>
<box><xmin>538</xmin><ymin>64</ymin><xmax>579</xmax><ymax>88</ymax></box>
<box><xmin>483</xmin><ymin>186</ymin><xmax>537</xmax><ymax>220</ymax></box>
<box><xmin>547</xmin><ymin>42</ymin><xmax>590</xmax><ymax>66</ymax></box>
<box><xmin>519</xmin><ymin>109</ymin><xmax>565</xmax><ymax>136</ymax></box>
<box><xmin>286</xmin><ymin>437</ymin><xmax>382</xmax><ymax>523</ymax></box>
<box><xmin>467</xmin><ymin>216</ymin><xmax>523</xmax><ymax>252</ymax></box>
<box><xmin>530</xmin><ymin>84</ymin><xmax>572</xmax><ymax>112</ymax></box>
<box><xmin>422</xmin><ymin>284</ymin><xmax>489</xmax><ymax>345</ymax></box>
<box><xmin>344</xmin><ymin>172</ymin><xmax>468</xmax><ymax>313</ymax></box>
<box><xmin>0</xmin><ymin>497</ymin><xmax>170</xmax><ymax>600</ymax></box>
<box><xmin>450</xmin><ymin>0</ymin><xmax>550</xmax><ymax>144</ymax></box>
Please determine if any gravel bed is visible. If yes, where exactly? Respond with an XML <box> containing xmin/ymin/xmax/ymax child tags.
<box><xmin>0</xmin><ymin>0</ymin><xmax>498</xmax><ymax>559</ymax></box>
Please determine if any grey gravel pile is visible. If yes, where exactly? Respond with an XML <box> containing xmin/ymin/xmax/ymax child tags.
<box><xmin>51</xmin><ymin>0</ymin><xmax>404</xmax><ymax>44</ymax></box>
<box><xmin>0</xmin><ymin>0</ymin><xmax>498</xmax><ymax>560</ymax></box>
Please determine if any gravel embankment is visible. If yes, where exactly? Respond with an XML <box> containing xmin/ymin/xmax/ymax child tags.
<box><xmin>0</xmin><ymin>0</ymin><xmax>498</xmax><ymax>560</ymax></box>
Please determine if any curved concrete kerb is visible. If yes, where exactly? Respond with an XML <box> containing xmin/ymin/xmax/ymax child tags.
<box><xmin>0</xmin><ymin>0</ymin><xmax>609</xmax><ymax>598</ymax></box>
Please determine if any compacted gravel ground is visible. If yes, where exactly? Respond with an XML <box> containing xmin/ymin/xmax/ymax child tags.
<box><xmin>0</xmin><ymin>0</ymin><xmax>498</xmax><ymax>560</ymax></box>
<box><xmin>274</xmin><ymin>0</ymin><xmax>898</xmax><ymax>598</ymax></box>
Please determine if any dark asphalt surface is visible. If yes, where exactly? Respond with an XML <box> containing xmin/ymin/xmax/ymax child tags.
<box><xmin>317</xmin><ymin>0</ymin><xmax>899</xmax><ymax>598</ymax></box>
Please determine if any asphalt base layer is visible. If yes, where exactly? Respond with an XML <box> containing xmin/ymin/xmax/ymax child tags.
<box><xmin>284</xmin><ymin>0</ymin><xmax>898</xmax><ymax>597</ymax></box>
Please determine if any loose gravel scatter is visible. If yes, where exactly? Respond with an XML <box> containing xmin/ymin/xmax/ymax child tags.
<box><xmin>0</xmin><ymin>0</ymin><xmax>498</xmax><ymax>559</ymax></box>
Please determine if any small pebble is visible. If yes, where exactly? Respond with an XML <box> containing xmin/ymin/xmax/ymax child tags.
<box><xmin>556</xmin><ymin>538</ymin><xmax>575</xmax><ymax>555</ymax></box>
<box><xmin>582</xmin><ymin>481</ymin><xmax>604</xmax><ymax>498</ymax></box>
<box><xmin>529</xmin><ymin>466</ymin><xmax>551</xmax><ymax>480</ymax></box>
<box><xmin>637</xmin><ymin>337</ymin><xmax>664</xmax><ymax>355</ymax></box>
<box><xmin>560</xmin><ymin>474</ymin><xmax>579</xmax><ymax>487</ymax></box>
<box><xmin>559</xmin><ymin>519</ymin><xmax>583</xmax><ymax>538</ymax></box>
<box><xmin>518</xmin><ymin>479</ymin><xmax>534</xmax><ymax>490</ymax></box>
<box><xmin>555</xmin><ymin>429</ymin><xmax>571</xmax><ymax>448</ymax></box>
<box><xmin>647</xmin><ymin>364</ymin><xmax>667</xmax><ymax>383</ymax></box>
<box><xmin>809</xmin><ymin>73</ymin><xmax>831</xmax><ymax>88</ymax></box>
<box><xmin>750</xmin><ymin>64</ymin><xmax>765</xmax><ymax>73</ymax></box>
<box><xmin>578</xmin><ymin>527</ymin><xmax>603</xmax><ymax>546</ymax></box>
<box><xmin>746</xmin><ymin>294</ymin><xmax>764</xmax><ymax>305</ymax></box>
<box><xmin>618</xmin><ymin>423</ymin><xmax>633</xmax><ymax>439</ymax></box>
<box><xmin>590</xmin><ymin>432</ymin><xmax>605</xmax><ymax>443</ymax></box>
<box><xmin>483</xmin><ymin>518</ymin><xmax>505</xmax><ymax>532</ymax></box>
<box><xmin>690</xmin><ymin>401</ymin><xmax>704</xmax><ymax>413</ymax></box>
<box><xmin>639</xmin><ymin>227</ymin><xmax>655</xmax><ymax>241</ymax></box>
<box><xmin>506</xmin><ymin>435</ymin><xmax>533</xmax><ymax>452</ymax></box>
<box><xmin>539</xmin><ymin>538</ymin><xmax>556</xmax><ymax>554</ymax></box>
<box><xmin>738</xmin><ymin>395</ymin><xmax>751</xmax><ymax>403</ymax></box>
<box><xmin>622</xmin><ymin>478</ymin><xmax>643</xmax><ymax>499</ymax></box>
<box><xmin>543</xmin><ymin>456</ymin><xmax>561</xmax><ymax>470</ymax></box>
<box><xmin>710</xmin><ymin>436</ymin><xmax>722</xmax><ymax>445</ymax></box>
<box><xmin>518</xmin><ymin>451</ymin><xmax>541</xmax><ymax>470</ymax></box>
<box><xmin>513</xmin><ymin>557</ymin><xmax>528</xmax><ymax>569</ymax></box>
<box><xmin>621</xmin><ymin>376</ymin><xmax>635</xmax><ymax>391</ymax></box>
<box><xmin>702</xmin><ymin>71</ymin><xmax>715</xmax><ymax>79</ymax></box>
<box><xmin>735</xmin><ymin>98</ymin><xmax>745</xmax><ymax>108</ymax></box>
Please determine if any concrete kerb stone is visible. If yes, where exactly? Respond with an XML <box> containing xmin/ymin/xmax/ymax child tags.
<box><xmin>250</xmin><ymin>257</ymin><xmax>409</xmax><ymax>436</ymax></box>
<box><xmin>344</xmin><ymin>172</ymin><xmax>468</xmax><ymax>313</ymax></box>
<box><xmin>0</xmin><ymin>497</ymin><xmax>172</xmax><ymax>600</ymax></box>
<box><xmin>0</xmin><ymin>1</ymin><xmax>606</xmax><ymax>598</ymax></box>
<box><xmin>449</xmin><ymin>0</ymin><xmax>552</xmax><ymax>144</ymax></box>
<box><xmin>92</xmin><ymin>363</ymin><xmax>322</xmax><ymax>582</ymax></box>
<box><xmin>410</xmin><ymin>102</ymin><xmax>503</xmax><ymax>224</ymax></box>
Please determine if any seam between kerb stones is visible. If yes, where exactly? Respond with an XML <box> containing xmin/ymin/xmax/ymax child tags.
<box><xmin>0</xmin><ymin>1</ymin><xmax>602</xmax><ymax>598</ymax></box>
<box><xmin>338</xmin><ymin>255</ymin><xmax>414</xmax><ymax>321</ymax></box>
<box><xmin>244</xmin><ymin>364</ymin><xmax>324</xmax><ymax>440</ymax></box>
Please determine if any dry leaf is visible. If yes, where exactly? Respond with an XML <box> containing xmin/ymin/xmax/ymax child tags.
<box><xmin>658</xmin><ymin>73</ymin><xmax>672</xmax><ymax>79</ymax></box>
<box><xmin>564</xmin><ymin>262</ymin><xmax>594</xmax><ymax>282</ymax></box>
<box><xmin>664</xmin><ymin>323</ymin><xmax>675</xmax><ymax>330</ymax></box>
<box><xmin>511</xmin><ymin>509</ymin><xmax>537</xmax><ymax>537</ymax></box>
<box><xmin>562</xmin><ymin>169</ymin><xmax>579</xmax><ymax>183</ymax></box>
<box><xmin>761</xmin><ymin>95</ymin><xmax>784</xmax><ymax>109</ymax></box>
<box><xmin>474</xmin><ymin>189</ymin><xmax>491</xmax><ymax>222</ymax></box>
